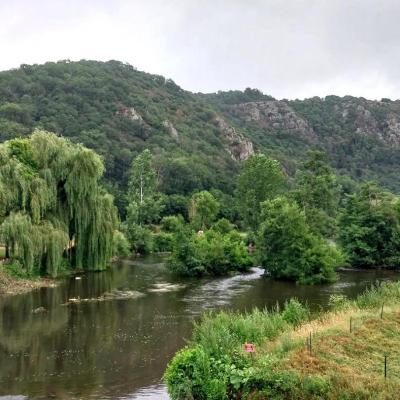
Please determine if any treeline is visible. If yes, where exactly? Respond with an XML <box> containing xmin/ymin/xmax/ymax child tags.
<box><xmin>2</xmin><ymin>130</ymin><xmax>400</xmax><ymax>282</ymax></box>
<box><xmin>2</xmin><ymin>60</ymin><xmax>400</xmax><ymax>211</ymax></box>
<box><xmin>120</xmin><ymin>148</ymin><xmax>400</xmax><ymax>284</ymax></box>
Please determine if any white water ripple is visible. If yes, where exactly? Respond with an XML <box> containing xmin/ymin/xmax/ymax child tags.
<box><xmin>182</xmin><ymin>267</ymin><xmax>264</xmax><ymax>314</ymax></box>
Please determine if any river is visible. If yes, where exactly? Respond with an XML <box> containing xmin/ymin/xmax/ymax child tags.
<box><xmin>0</xmin><ymin>255</ymin><xmax>398</xmax><ymax>399</ymax></box>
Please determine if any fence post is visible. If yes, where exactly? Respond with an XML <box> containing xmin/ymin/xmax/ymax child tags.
<box><xmin>384</xmin><ymin>355</ymin><xmax>387</xmax><ymax>380</ymax></box>
<box><xmin>381</xmin><ymin>303</ymin><xmax>384</xmax><ymax>319</ymax></box>
<box><xmin>309</xmin><ymin>332</ymin><xmax>312</xmax><ymax>355</ymax></box>
<box><xmin>350</xmin><ymin>317</ymin><xmax>352</xmax><ymax>333</ymax></box>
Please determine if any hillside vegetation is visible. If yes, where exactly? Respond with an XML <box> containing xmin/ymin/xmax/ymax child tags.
<box><xmin>1</xmin><ymin>60</ymin><xmax>400</xmax><ymax>203</ymax></box>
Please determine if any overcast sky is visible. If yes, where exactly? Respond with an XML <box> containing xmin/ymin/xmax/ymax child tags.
<box><xmin>1</xmin><ymin>0</ymin><xmax>399</xmax><ymax>99</ymax></box>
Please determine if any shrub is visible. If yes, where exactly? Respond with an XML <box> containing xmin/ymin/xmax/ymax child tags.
<box><xmin>167</xmin><ymin>227</ymin><xmax>253</xmax><ymax>277</ymax></box>
<box><xmin>160</xmin><ymin>215</ymin><xmax>185</xmax><ymax>233</ymax></box>
<box><xmin>112</xmin><ymin>230</ymin><xmax>131</xmax><ymax>257</ymax></box>
<box><xmin>211</xmin><ymin>218</ymin><xmax>235</xmax><ymax>234</ymax></box>
<box><xmin>152</xmin><ymin>232</ymin><xmax>174</xmax><ymax>252</ymax></box>
<box><xmin>281</xmin><ymin>298</ymin><xmax>310</xmax><ymax>326</ymax></box>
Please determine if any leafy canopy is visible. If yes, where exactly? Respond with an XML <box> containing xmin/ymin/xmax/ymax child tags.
<box><xmin>0</xmin><ymin>130</ymin><xmax>118</xmax><ymax>276</ymax></box>
<box><xmin>257</xmin><ymin>197</ymin><xmax>343</xmax><ymax>284</ymax></box>
<box><xmin>236</xmin><ymin>154</ymin><xmax>285</xmax><ymax>230</ymax></box>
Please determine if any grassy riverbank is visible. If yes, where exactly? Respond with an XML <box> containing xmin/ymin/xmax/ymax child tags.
<box><xmin>165</xmin><ymin>281</ymin><xmax>400</xmax><ymax>399</ymax></box>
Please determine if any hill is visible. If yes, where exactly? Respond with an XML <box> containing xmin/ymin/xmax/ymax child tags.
<box><xmin>0</xmin><ymin>60</ymin><xmax>399</xmax><ymax>202</ymax></box>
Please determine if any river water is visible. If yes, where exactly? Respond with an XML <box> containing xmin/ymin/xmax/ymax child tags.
<box><xmin>0</xmin><ymin>255</ymin><xmax>398</xmax><ymax>399</ymax></box>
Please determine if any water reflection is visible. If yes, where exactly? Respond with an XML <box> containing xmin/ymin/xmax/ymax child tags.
<box><xmin>0</xmin><ymin>256</ymin><xmax>398</xmax><ymax>399</ymax></box>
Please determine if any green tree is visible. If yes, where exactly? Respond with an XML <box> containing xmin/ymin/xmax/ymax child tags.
<box><xmin>294</xmin><ymin>151</ymin><xmax>341</xmax><ymax>237</ymax></box>
<box><xmin>257</xmin><ymin>197</ymin><xmax>342</xmax><ymax>284</ymax></box>
<box><xmin>339</xmin><ymin>182</ymin><xmax>400</xmax><ymax>267</ymax></box>
<box><xmin>188</xmin><ymin>191</ymin><xmax>220</xmax><ymax>230</ymax></box>
<box><xmin>124</xmin><ymin>150</ymin><xmax>164</xmax><ymax>253</ymax></box>
<box><xmin>235</xmin><ymin>154</ymin><xmax>285</xmax><ymax>231</ymax></box>
<box><xmin>127</xmin><ymin>149</ymin><xmax>163</xmax><ymax>225</ymax></box>
<box><xmin>0</xmin><ymin>130</ymin><xmax>118</xmax><ymax>277</ymax></box>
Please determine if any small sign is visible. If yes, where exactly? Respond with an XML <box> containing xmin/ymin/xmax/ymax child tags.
<box><xmin>244</xmin><ymin>343</ymin><xmax>255</xmax><ymax>353</ymax></box>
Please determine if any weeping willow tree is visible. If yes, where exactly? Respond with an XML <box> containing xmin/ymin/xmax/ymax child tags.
<box><xmin>0</xmin><ymin>130</ymin><xmax>118</xmax><ymax>277</ymax></box>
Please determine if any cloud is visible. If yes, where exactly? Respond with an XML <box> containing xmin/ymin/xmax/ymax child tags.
<box><xmin>1</xmin><ymin>0</ymin><xmax>400</xmax><ymax>99</ymax></box>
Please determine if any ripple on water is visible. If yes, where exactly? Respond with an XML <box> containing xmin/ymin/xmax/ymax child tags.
<box><xmin>0</xmin><ymin>397</ymin><xmax>27</xmax><ymax>400</ymax></box>
<box><xmin>148</xmin><ymin>283</ymin><xmax>186</xmax><ymax>293</ymax></box>
<box><xmin>182</xmin><ymin>267</ymin><xmax>265</xmax><ymax>314</ymax></box>
<box><xmin>122</xmin><ymin>384</ymin><xmax>169</xmax><ymax>399</ymax></box>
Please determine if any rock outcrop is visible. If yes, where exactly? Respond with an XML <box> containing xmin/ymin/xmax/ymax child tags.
<box><xmin>162</xmin><ymin>120</ymin><xmax>179</xmax><ymax>140</ymax></box>
<box><xmin>213</xmin><ymin>115</ymin><xmax>254</xmax><ymax>161</ymax></box>
<box><xmin>334</xmin><ymin>99</ymin><xmax>400</xmax><ymax>146</ymax></box>
<box><xmin>230</xmin><ymin>101</ymin><xmax>317</xmax><ymax>142</ymax></box>
<box><xmin>116</xmin><ymin>106</ymin><xmax>143</xmax><ymax>121</ymax></box>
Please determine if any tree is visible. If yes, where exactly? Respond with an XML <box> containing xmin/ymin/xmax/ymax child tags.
<box><xmin>167</xmin><ymin>224</ymin><xmax>252</xmax><ymax>277</ymax></box>
<box><xmin>127</xmin><ymin>149</ymin><xmax>163</xmax><ymax>225</ymax></box>
<box><xmin>339</xmin><ymin>182</ymin><xmax>400</xmax><ymax>267</ymax></box>
<box><xmin>235</xmin><ymin>154</ymin><xmax>285</xmax><ymax>230</ymax></box>
<box><xmin>257</xmin><ymin>197</ymin><xmax>342</xmax><ymax>284</ymax></box>
<box><xmin>188</xmin><ymin>191</ymin><xmax>220</xmax><ymax>230</ymax></box>
<box><xmin>293</xmin><ymin>151</ymin><xmax>341</xmax><ymax>237</ymax></box>
<box><xmin>0</xmin><ymin>130</ymin><xmax>118</xmax><ymax>277</ymax></box>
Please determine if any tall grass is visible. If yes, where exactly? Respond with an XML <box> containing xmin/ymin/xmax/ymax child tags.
<box><xmin>165</xmin><ymin>281</ymin><xmax>400</xmax><ymax>400</ymax></box>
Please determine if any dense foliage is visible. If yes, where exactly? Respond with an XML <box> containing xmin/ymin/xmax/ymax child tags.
<box><xmin>0</xmin><ymin>60</ymin><xmax>238</xmax><ymax>205</ymax></box>
<box><xmin>257</xmin><ymin>197</ymin><xmax>342</xmax><ymax>284</ymax></box>
<box><xmin>0</xmin><ymin>130</ymin><xmax>118</xmax><ymax>277</ymax></box>
<box><xmin>167</xmin><ymin>221</ymin><xmax>252</xmax><ymax>277</ymax></box>
<box><xmin>235</xmin><ymin>154</ymin><xmax>285</xmax><ymax>230</ymax></box>
<box><xmin>1</xmin><ymin>60</ymin><xmax>400</xmax><ymax>208</ymax></box>
<box><xmin>292</xmin><ymin>151</ymin><xmax>341</xmax><ymax>237</ymax></box>
<box><xmin>339</xmin><ymin>182</ymin><xmax>400</xmax><ymax>267</ymax></box>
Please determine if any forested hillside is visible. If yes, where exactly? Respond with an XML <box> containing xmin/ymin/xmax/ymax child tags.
<box><xmin>1</xmin><ymin>59</ymin><xmax>400</xmax><ymax>200</ymax></box>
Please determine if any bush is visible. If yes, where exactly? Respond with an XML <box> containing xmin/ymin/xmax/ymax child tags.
<box><xmin>124</xmin><ymin>223</ymin><xmax>153</xmax><ymax>254</ymax></box>
<box><xmin>164</xmin><ymin>346</ymin><xmax>226</xmax><ymax>400</ymax></box>
<box><xmin>112</xmin><ymin>230</ymin><xmax>131</xmax><ymax>257</ymax></box>
<box><xmin>167</xmin><ymin>227</ymin><xmax>253</xmax><ymax>277</ymax></box>
<box><xmin>160</xmin><ymin>215</ymin><xmax>185</xmax><ymax>233</ymax></box>
<box><xmin>257</xmin><ymin>197</ymin><xmax>343</xmax><ymax>284</ymax></box>
<box><xmin>281</xmin><ymin>298</ymin><xmax>310</xmax><ymax>326</ymax></box>
<box><xmin>211</xmin><ymin>218</ymin><xmax>235</xmax><ymax>234</ymax></box>
<box><xmin>152</xmin><ymin>232</ymin><xmax>174</xmax><ymax>252</ymax></box>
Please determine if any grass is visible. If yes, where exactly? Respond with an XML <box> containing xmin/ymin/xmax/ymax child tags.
<box><xmin>165</xmin><ymin>281</ymin><xmax>400</xmax><ymax>400</ymax></box>
<box><xmin>264</xmin><ymin>306</ymin><xmax>400</xmax><ymax>399</ymax></box>
<box><xmin>0</xmin><ymin>246</ymin><xmax>5</xmax><ymax>259</ymax></box>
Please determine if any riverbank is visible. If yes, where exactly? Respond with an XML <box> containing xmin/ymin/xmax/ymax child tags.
<box><xmin>0</xmin><ymin>267</ymin><xmax>57</xmax><ymax>296</ymax></box>
<box><xmin>165</xmin><ymin>280</ymin><xmax>400</xmax><ymax>399</ymax></box>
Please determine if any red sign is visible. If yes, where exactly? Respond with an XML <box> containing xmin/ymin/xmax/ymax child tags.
<box><xmin>244</xmin><ymin>343</ymin><xmax>255</xmax><ymax>353</ymax></box>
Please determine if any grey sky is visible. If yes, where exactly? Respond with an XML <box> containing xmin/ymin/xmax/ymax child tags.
<box><xmin>1</xmin><ymin>0</ymin><xmax>399</xmax><ymax>99</ymax></box>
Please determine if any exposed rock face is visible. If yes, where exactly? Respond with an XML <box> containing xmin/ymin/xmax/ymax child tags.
<box><xmin>230</xmin><ymin>101</ymin><xmax>317</xmax><ymax>142</ymax></box>
<box><xmin>116</xmin><ymin>106</ymin><xmax>143</xmax><ymax>121</ymax></box>
<box><xmin>334</xmin><ymin>99</ymin><xmax>400</xmax><ymax>146</ymax></box>
<box><xmin>162</xmin><ymin>120</ymin><xmax>179</xmax><ymax>140</ymax></box>
<box><xmin>214</xmin><ymin>115</ymin><xmax>254</xmax><ymax>161</ymax></box>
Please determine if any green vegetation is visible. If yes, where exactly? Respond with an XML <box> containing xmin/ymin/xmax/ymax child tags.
<box><xmin>339</xmin><ymin>182</ymin><xmax>400</xmax><ymax>267</ymax></box>
<box><xmin>167</xmin><ymin>196</ymin><xmax>253</xmax><ymax>276</ymax></box>
<box><xmin>257</xmin><ymin>197</ymin><xmax>343</xmax><ymax>284</ymax></box>
<box><xmin>0</xmin><ymin>130</ymin><xmax>121</xmax><ymax>277</ymax></box>
<box><xmin>165</xmin><ymin>281</ymin><xmax>400</xmax><ymax>399</ymax></box>
<box><xmin>1</xmin><ymin>60</ymin><xmax>400</xmax><ymax>284</ymax></box>
<box><xmin>235</xmin><ymin>154</ymin><xmax>285</xmax><ymax>230</ymax></box>
<box><xmin>1</xmin><ymin>60</ymin><xmax>400</xmax><ymax>209</ymax></box>
<box><xmin>292</xmin><ymin>151</ymin><xmax>341</xmax><ymax>237</ymax></box>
